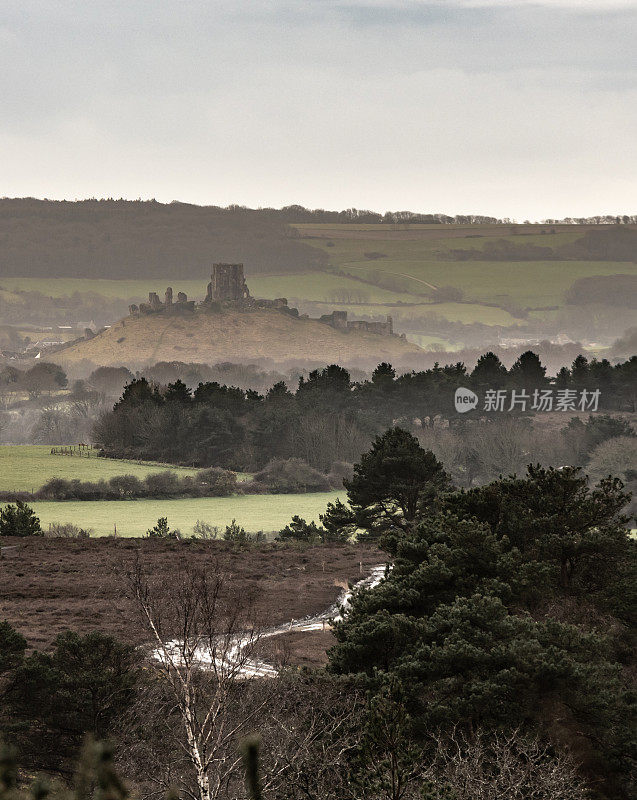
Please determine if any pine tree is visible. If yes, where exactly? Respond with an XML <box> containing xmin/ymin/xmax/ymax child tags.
<box><xmin>0</xmin><ymin>502</ymin><xmax>42</xmax><ymax>537</ymax></box>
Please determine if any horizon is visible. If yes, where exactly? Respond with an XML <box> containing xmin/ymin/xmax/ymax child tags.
<box><xmin>2</xmin><ymin>195</ymin><xmax>635</xmax><ymax>224</ymax></box>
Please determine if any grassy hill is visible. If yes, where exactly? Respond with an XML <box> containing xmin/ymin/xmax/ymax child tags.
<box><xmin>2</xmin><ymin>211</ymin><xmax>634</xmax><ymax>354</ymax></box>
<box><xmin>294</xmin><ymin>222</ymin><xmax>637</xmax><ymax>308</ymax></box>
<box><xmin>0</xmin><ymin>445</ymin><xmax>201</xmax><ymax>492</ymax></box>
<box><xmin>51</xmin><ymin>306</ymin><xmax>422</xmax><ymax>368</ymax></box>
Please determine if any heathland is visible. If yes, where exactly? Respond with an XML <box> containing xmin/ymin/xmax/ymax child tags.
<box><xmin>0</xmin><ymin>536</ymin><xmax>380</xmax><ymax>651</ymax></box>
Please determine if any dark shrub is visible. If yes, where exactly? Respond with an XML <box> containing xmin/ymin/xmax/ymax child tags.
<box><xmin>38</xmin><ymin>477</ymin><xmax>74</xmax><ymax>500</ymax></box>
<box><xmin>223</xmin><ymin>519</ymin><xmax>250</xmax><ymax>543</ymax></box>
<box><xmin>431</xmin><ymin>285</ymin><xmax>463</xmax><ymax>303</ymax></box>
<box><xmin>144</xmin><ymin>471</ymin><xmax>183</xmax><ymax>497</ymax></box>
<box><xmin>108</xmin><ymin>474</ymin><xmax>144</xmax><ymax>498</ymax></box>
<box><xmin>70</xmin><ymin>479</ymin><xmax>108</xmax><ymax>500</ymax></box>
<box><xmin>0</xmin><ymin>501</ymin><xmax>42</xmax><ymax>537</ymax></box>
<box><xmin>196</xmin><ymin>467</ymin><xmax>238</xmax><ymax>496</ymax></box>
<box><xmin>254</xmin><ymin>458</ymin><xmax>331</xmax><ymax>493</ymax></box>
<box><xmin>146</xmin><ymin>517</ymin><xmax>179</xmax><ymax>539</ymax></box>
<box><xmin>276</xmin><ymin>515</ymin><xmax>325</xmax><ymax>543</ymax></box>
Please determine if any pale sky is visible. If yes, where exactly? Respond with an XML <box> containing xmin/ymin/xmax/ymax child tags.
<box><xmin>1</xmin><ymin>0</ymin><xmax>635</xmax><ymax>219</ymax></box>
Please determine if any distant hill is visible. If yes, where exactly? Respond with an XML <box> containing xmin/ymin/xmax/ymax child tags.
<box><xmin>51</xmin><ymin>307</ymin><xmax>422</xmax><ymax>368</ymax></box>
<box><xmin>565</xmin><ymin>274</ymin><xmax>637</xmax><ymax>308</ymax></box>
<box><xmin>0</xmin><ymin>198</ymin><xmax>327</xmax><ymax>279</ymax></box>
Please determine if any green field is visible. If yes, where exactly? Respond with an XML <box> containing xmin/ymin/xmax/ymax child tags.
<box><xmin>3</xmin><ymin>224</ymin><xmax>635</xmax><ymax>337</ymax></box>
<box><xmin>337</xmin><ymin>260</ymin><xmax>633</xmax><ymax>308</ymax></box>
<box><xmin>0</xmin><ymin>445</ymin><xmax>199</xmax><ymax>492</ymax></box>
<box><xmin>1</xmin><ymin>273</ymin><xmax>417</xmax><ymax>305</ymax></box>
<box><xmin>290</xmin><ymin>223</ymin><xmax>636</xmax><ymax>308</ymax></box>
<box><xmin>0</xmin><ymin>277</ymin><xmax>209</xmax><ymax>300</ymax></box>
<box><xmin>357</xmin><ymin>301</ymin><xmax>516</xmax><ymax>325</ymax></box>
<box><xmin>28</xmin><ymin>492</ymin><xmax>341</xmax><ymax>537</ymax></box>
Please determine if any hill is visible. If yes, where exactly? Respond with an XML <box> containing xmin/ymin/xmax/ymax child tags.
<box><xmin>0</xmin><ymin>198</ymin><xmax>326</xmax><ymax>278</ymax></box>
<box><xmin>50</xmin><ymin>306</ymin><xmax>423</xmax><ymax>368</ymax></box>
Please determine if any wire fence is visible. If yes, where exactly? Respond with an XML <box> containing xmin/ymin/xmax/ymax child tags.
<box><xmin>50</xmin><ymin>444</ymin><xmax>96</xmax><ymax>457</ymax></box>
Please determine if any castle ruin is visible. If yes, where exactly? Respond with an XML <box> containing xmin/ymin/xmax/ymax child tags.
<box><xmin>128</xmin><ymin>262</ymin><xmax>398</xmax><ymax>337</ymax></box>
<box><xmin>205</xmin><ymin>263</ymin><xmax>250</xmax><ymax>303</ymax></box>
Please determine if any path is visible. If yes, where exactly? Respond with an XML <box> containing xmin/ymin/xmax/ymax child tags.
<box><xmin>154</xmin><ymin>564</ymin><xmax>387</xmax><ymax>678</ymax></box>
<box><xmin>344</xmin><ymin>263</ymin><xmax>439</xmax><ymax>292</ymax></box>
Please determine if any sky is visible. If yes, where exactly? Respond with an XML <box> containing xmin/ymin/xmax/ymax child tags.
<box><xmin>1</xmin><ymin>0</ymin><xmax>636</xmax><ymax>220</ymax></box>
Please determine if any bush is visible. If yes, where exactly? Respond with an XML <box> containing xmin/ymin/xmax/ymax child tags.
<box><xmin>254</xmin><ymin>458</ymin><xmax>331</xmax><ymax>493</ymax></box>
<box><xmin>38</xmin><ymin>477</ymin><xmax>75</xmax><ymax>500</ymax></box>
<box><xmin>587</xmin><ymin>436</ymin><xmax>637</xmax><ymax>484</ymax></box>
<box><xmin>0</xmin><ymin>501</ymin><xmax>42</xmax><ymax>537</ymax></box>
<box><xmin>562</xmin><ymin>414</ymin><xmax>636</xmax><ymax>465</ymax></box>
<box><xmin>146</xmin><ymin>517</ymin><xmax>179</xmax><ymax>539</ymax></box>
<box><xmin>143</xmin><ymin>471</ymin><xmax>183</xmax><ymax>497</ymax></box>
<box><xmin>45</xmin><ymin>522</ymin><xmax>92</xmax><ymax>538</ymax></box>
<box><xmin>108</xmin><ymin>474</ymin><xmax>144</xmax><ymax>498</ymax></box>
<box><xmin>276</xmin><ymin>515</ymin><xmax>326</xmax><ymax>543</ymax></box>
<box><xmin>35</xmin><ymin>470</ymin><xmax>238</xmax><ymax>501</ymax></box>
<box><xmin>191</xmin><ymin>520</ymin><xmax>218</xmax><ymax>539</ymax></box>
<box><xmin>223</xmin><ymin>519</ymin><xmax>251</xmax><ymax>543</ymax></box>
<box><xmin>195</xmin><ymin>467</ymin><xmax>238</xmax><ymax>496</ymax></box>
<box><xmin>327</xmin><ymin>461</ymin><xmax>354</xmax><ymax>489</ymax></box>
<box><xmin>431</xmin><ymin>285</ymin><xmax>463</xmax><ymax>303</ymax></box>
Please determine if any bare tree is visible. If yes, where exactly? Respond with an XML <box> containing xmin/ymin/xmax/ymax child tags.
<box><xmin>424</xmin><ymin>726</ymin><xmax>591</xmax><ymax>800</ymax></box>
<box><xmin>126</xmin><ymin>558</ymin><xmax>273</xmax><ymax>800</ymax></box>
<box><xmin>257</xmin><ymin>673</ymin><xmax>365</xmax><ymax>800</ymax></box>
<box><xmin>294</xmin><ymin>411</ymin><xmax>370</xmax><ymax>471</ymax></box>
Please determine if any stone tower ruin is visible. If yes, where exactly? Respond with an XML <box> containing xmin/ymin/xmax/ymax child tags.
<box><xmin>206</xmin><ymin>263</ymin><xmax>250</xmax><ymax>303</ymax></box>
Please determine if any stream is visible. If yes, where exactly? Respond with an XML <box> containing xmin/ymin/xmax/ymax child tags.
<box><xmin>154</xmin><ymin>564</ymin><xmax>387</xmax><ymax>679</ymax></box>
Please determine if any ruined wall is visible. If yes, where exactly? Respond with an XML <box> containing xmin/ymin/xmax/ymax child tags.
<box><xmin>128</xmin><ymin>270</ymin><xmax>394</xmax><ymax>337</ymax></box>
<box><xmin>206</xmin><ymin>263</ymin><xmax>250</xmax><ymax>303</ymax></box>
<box><xmin>318</xmin><ymin>311</ymin><xmax>394</xmax><ymax>336</ymax></box>
<box><xmin>347</xmin><ymin>315</ymin><xmax>393</xmax><ymax>335</ymax></box>
<box><xmin>319</xmin><ymin>310</ymin><xmax>348</xmax><ymax>330</ymax></box>
<box><xmin>130</xmin><ymin>288</ymin><xmax>195</xmax><ymax>316</ymax></box>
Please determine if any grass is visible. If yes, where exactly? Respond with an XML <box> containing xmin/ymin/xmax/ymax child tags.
<box><xmin>1</xmin><ymin>445</ymin><xmax>340</xmax><ymax>536</ymax></box>
<box><xmin>337</xmin><ymin>259</ymin><xmax>635</xmax><ymax>308</ymax></box>
<box><xmin>248</xmin><ymin>273</ymin><xmax>415</xmax><ymax>303</ymax></box>
<box><xmin>1</xmin><ymin>273</ymin><xmax>417</xmax><ymax>305</ymax></box>
<box><xmin>309</xmin><ymin>300</ymin><xmax>518</xmax><ymax>326</ymax></box>
<box><xmin>4</xmin><ymin>223</ymin><xmax>635</xmax><ymax>331</ymax></box>
<box><xmin>291</xmin><ymin>223</ymin><xmax>636</xmax><ymax>308</ymax></box>
<box><xmin>0</xmin><ymin>277</ymin><xmax>210</xmax><ymax>300</ymax></box>
<box><xmin>28</xmin><ymin>492</ymin><xmax>342</xmax><ymax>537</ymax></box>
<box><xmin>0</xmin><ymin>445</ymin><xmax>200</xmax><ymax>492</ymax></box>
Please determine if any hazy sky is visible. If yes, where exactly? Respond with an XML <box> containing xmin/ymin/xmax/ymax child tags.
<box><xmin>1</xmin><ymin>0</ymin><xmax>635</xmax><ymax>219</ymax></box>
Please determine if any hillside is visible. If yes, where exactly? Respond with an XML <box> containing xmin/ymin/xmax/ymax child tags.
<box><xmin>0</xmin><ymin>198</ymin><xmax>326</xmax><ymax>278</ymax></box>
<box><xmin>51</xmin><ymin>307</ymin><xmax>422</xmax><ymax>368</ymax></box>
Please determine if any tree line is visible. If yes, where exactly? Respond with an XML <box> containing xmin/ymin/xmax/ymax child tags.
<box><xmin>93</xmin><ymin>352</ymin><xmax>637</xmax><ymax>476</ymax></box>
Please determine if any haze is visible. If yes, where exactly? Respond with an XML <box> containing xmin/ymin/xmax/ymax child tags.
<box><xmin>1</xmin><ymin>0</ymin><xmax>635</xmax><ymax>219</ymax></box>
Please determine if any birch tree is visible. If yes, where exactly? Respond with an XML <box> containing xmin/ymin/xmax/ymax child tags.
<box><xmin>127</xmin><ymin>558</ymin><xmax>272</xmax><ymax>800</ymax></box>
